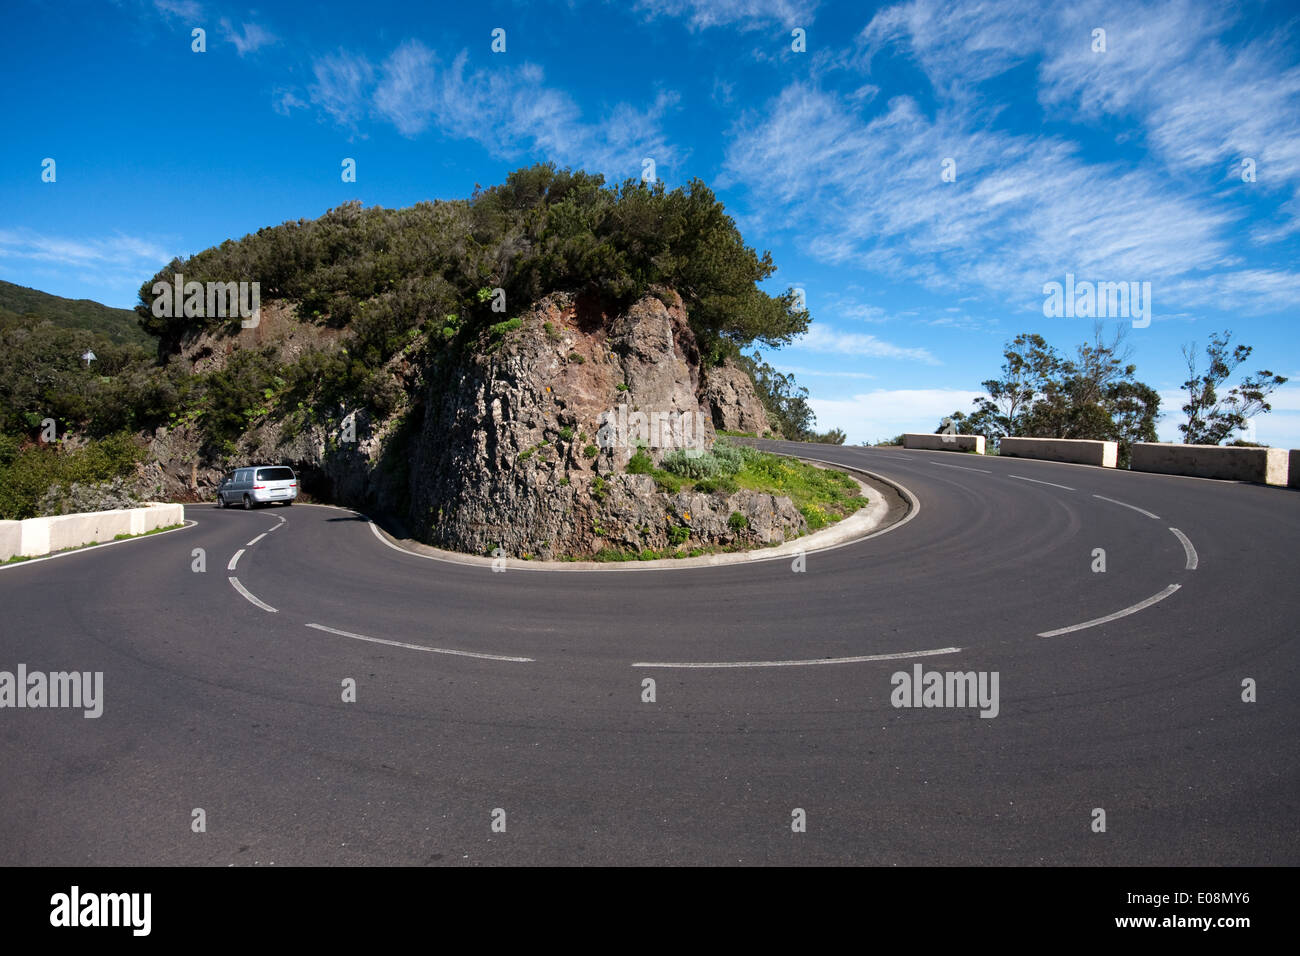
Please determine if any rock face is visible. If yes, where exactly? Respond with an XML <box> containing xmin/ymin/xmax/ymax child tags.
<box><xmin>705</xmin><ymin>358</ymin><xmax>773</xmax><ymax>436</ymax></box>
<box><xmin>133</xmin><ymin>288</ymin><xmax>806</xmax><ymax>559</ymax></box>
<box><xmin>406</xmin><ymin>289</ymin><xmax>801</xmax><ymax>559</ymax></box>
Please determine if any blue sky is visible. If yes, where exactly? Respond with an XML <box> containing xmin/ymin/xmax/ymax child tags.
<box><xmin>2</xmin><ymin>0</ymin><xmax>1298</xmax><ymax>446</ymax></box>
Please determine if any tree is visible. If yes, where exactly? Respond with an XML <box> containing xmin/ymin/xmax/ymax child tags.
<box><xmin>940</xmin><ymin>325</ymin><xmax>1161</xmax><ymax>464</ymax></box>
<box><xmin>1105</xmin><ymin>380</ymin><xmax>1160</xmax><ymax>466</ymax></box>
<box><xmin>1179</xmin><ymin>331</ymin><xmax>1287</xmax><ymax>445</ymax></box>
<box><xmin>808</xmin><ymin>427</ymin><xmax>847</xmax><ymax>444</ymax></box>
<box><xmin>940</xmin><ymin>333</ymin><xmax>1064</xmax><ymax>441</ymax></box>
<box><xmin>733</xmin><ymin>351</ymin><xmax>815</xmax><ymax>439</ymax></box>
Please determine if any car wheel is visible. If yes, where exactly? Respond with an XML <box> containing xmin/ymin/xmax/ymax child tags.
<box><xmin>243</xmin><ymin>495</ymin><xmax>253</xmax><ymax>510</ymax></box>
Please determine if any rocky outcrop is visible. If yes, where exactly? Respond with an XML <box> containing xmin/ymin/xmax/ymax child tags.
<box><xmin>406</xmin><ymin>289</ymin><xmax>802</xmax><ymax>559</ymax></box>
<box><xmin>131</xmin><ymin>288</ymin><xmax>807</xmax><ymax>558</ymax></box>
<box><xmin>705</xmin><ymin>359</ymin><xmax>772</xmax><ymax>436</ymax></box>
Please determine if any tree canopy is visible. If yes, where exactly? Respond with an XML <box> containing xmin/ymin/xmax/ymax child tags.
<box><xmin>135</xmin><ymin>164</ymin><xmax>810</xmax><ymax>364</ymax></box>
<box><xmin>1179</xmin><ymin>331</ymin><xmax>1287</xmax><ymax>445</ymax></box>
<box><xmin>939</xmin><ymin>325</ymin><xmax>1161</xmax><ymax>465</ymax></box>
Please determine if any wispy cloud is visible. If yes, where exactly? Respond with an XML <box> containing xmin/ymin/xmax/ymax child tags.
<box><xmin>0</xmin><ymin>229</ymin><xmax>171</xmax><ymax>272</ymax></box>
<box><xmin>791</xmin><ymin>324</ymin><xmax>939</xmax><ymax>364</ymax></box>
<box><xmin>300</xmin><ymin>41</ymin><xmax>682</xmax><ymax>179</ymax></box>
<box><xmin>373</xmin><ymin>39</ymin><xmax>437</xmax><ymax>136</ymax></box>
<box><xmin>308</xmin><ymin>49</ymin><xmax>375</xmax><ymax>130</ymax></box>
<box><xmin>219</xmin><ymin>18</ymin><xmax>277</xmax><ymax>56</ymax></box>
<box><xmin>724</xmin><ymin>80</ymin><xmax>1253</xmax><ymax>316</ymax></box>
<box><xmin>774</xmin><ymin>365</ymin><xmax>876</xmax><ymax>379</ymax></box>
<box><xmin>152</xmin><ymin>0</ymin><xmax>203</xmax><ymax>19</ymax></box>
<box><xmin>0</xmin><ymin>229</ymin><xmax>175</xmax><ymax>306</ymax></box>
<box><xmin>633</xmin><ymin>0</ymin><xmax>817</xmax><ymax>31</ymax></box>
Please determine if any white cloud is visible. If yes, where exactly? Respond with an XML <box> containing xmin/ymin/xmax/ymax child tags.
<box><xmin>373</xmin><ymin>40</ymin><xmax>437</xmax><ymax>136</ymax></box>
<box><xmin>809</xmin><ymin>387</ymin><xmax>985</xmax><ymax>443</ymax></box>
<box><xmin>153</xmin><ymin>0</ymin><xmax>203</xmax><ymax>19</ymax></box>
<box><xmin>219</xmin><ymin>18</ymin><xmax>277</xmax><ymax>56</ymax></box>
<box><xmin>725</xmin><ymin>82</ymin><xmax>1243</xmax><ymax>315</ymax></box>
<box><xmin>774</xmin><ymin>365</ymin><xmax>875</xmax><ymax>379</ymax></box>
<box><xmin>724</xmin><ymin>0</ymin><xmax>1293</xmax><ymax>328</ymax></box>
<box><xmin>855</xmin><ymin>0</ymin><xmax>1300</xmax><ymax>222</ymax></box>
<box><xmin>272</xmin><ymin>88</ymin><xmax>308</xmax><ymax>116</ymax></box>
<box><xmin>790</xmin><ymin>323</ymin><xmax>939</xmax><ymax>363</ymax></box>
<box><xmin>633</xmin><ymin>0</ymin><xmax>817</xmax><ymax>31</ymax></box>
<box><xmin>0</xmin><ymin>229</ymin><xmax>171</xmax><ymax>273</ymax></box>
<box><xmin>0</xmin><ymin>230</ymin><xmax>176</xmax><ymax>308</ymax></box>
<box><xmin>308</xmin><ymin>50</ymin><xmax>375</xmax><ymax>129</ymax></box>
<box><xmin>303</xmin><ymin>43</ymin><xmax>683</xmax><ymax>179</ymax></box>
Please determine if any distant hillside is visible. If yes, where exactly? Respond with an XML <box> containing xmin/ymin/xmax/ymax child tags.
<box><xmin>0</xmin><ymin>279</ymin><xmax>152</xmax><ymax>346</ymax></box>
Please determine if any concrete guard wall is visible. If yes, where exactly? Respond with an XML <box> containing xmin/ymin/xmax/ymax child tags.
<box><xmin>1130</xmin><ymin>443</ymin><xmax>1288</xmax><ymax>486</ymax></box>
<box><xmin>903</xmin><ymin>433</ymin><xmax>985</xmax><ymax>454</ymax></box>
<box><xmin>0</xmin><ymin>503</ymin><xmax>185</xmax><ymax>562</ymax></box>
<box><xmin>999</xmin><ymin>437</ymin><xmax>1117</xmax><ymax>467</ymax></box>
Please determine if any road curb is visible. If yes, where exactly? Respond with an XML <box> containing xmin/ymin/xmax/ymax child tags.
<box><xmin>343</xmin><ymin>456</ymin><xmax>919</xmax><ymax>573</ymax></box>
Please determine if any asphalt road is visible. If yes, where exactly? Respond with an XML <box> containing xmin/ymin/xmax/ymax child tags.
<box><xmin>1</xmin><ymin>442</ymin><xmax>1296</xmax><ymax>865</ymax></box>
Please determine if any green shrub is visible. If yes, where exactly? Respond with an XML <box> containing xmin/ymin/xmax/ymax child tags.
<box><xmin>487</xmin><ymin>316</ymin><xmax>522</xmax><ymax>344</ymax></box>
<box><xmin>652</xmin><ymin>470</ymin><xmax>682</xmax><ymax>494</ymax></box>
<box><xmin>558</xmin><ymin>426</ymin><xmax>573</xmax><ymax>441</ymax></box>
<box><xmin>626</xmin><ymin>449</ymin><xmax>654</xmax><ymax>474</ymax></box>
<box><xmin>0</xmin><ymin>432</ymin><xmax>143</xmax><ymax>520</ymax></box>
<box><xmin>728</xmin><ymin>511</ymin><xmax>749</xmax><ymax>531</ymax></box>
<box><xmin>661</xmin><ymin>446</ymin><xmax>741</xmax><ymax>480</ymax></box>
<box><xmin>668</xmin><ymin>525</ymin><xmax>690</xmax><ymax>546</ymax></box>
<box><xmin>583</xmin><ymin>443</ymin><xmax>599</xmax><ymax>459</ymax></box>
<box><xmin>694</xmin><ymin>475</ymin><xmax>738</xmax><ymax>495</ymax></box>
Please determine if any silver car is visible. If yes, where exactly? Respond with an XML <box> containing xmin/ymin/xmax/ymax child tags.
<box><xmin>218</xmin><ymin>465</ymin><xmax>298</xmax><ymax>509</ymax></box>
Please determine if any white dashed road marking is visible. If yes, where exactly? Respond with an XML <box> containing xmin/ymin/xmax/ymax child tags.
<box><xmin>1092</xmin><ymin>494</ymin><xmax>1160</xmax><ymax>520</ymax></box>
<box><xmin>227</xmin><ymin>549</ymin><xmax>244</xmax><ymax>571</ymax></box>
<box><xmin>305</xmin><ymin>623</ymin><xmax>534</xmax><ymax>662</ymax></box>
<box><xmin>245</xmin><ymin>533</ymin><xmax>267</xmax><ymax>547</ymax></box>
<box><xmin>228</xmin><ymin>576</ymin><xmax>277</xmax><ymax>613</ymax></box>
<box><xmin>631</xmin><ymin>646</ymin><xmax>962</xmax><ymax>669</ymax></box>
<box><xmin>1008</xmin><ymin>474</ymin><xmax>1075</xmax><ymax>491</ymax></box>
<box><xmin>929</xmin><ymin>461</ymin><xmax>993</xmax><ymax>474</ymax></box>
<box><xmin>1037</xmin><ymin>584</ymin><xmax>1181</xmax><ymax>638</ymax></box>
<box><xmin>1169</xmin><ymin>528</ymin><xmax>1199</xmax><ymax>570</ymax></box>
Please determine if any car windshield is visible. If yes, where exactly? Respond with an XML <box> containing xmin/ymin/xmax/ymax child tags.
<box><xmin>256</xmin><ymin>467</ymin><xmax>295</xmax><ymax>481</ymax></box>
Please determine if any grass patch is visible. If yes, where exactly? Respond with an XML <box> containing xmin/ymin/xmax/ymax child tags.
<box><xmin>585</xmin><ymin>442</ymin><xmax>866</xmax><ymax>562</ymax></box>
<box><xmin>726</xmin><ymin>443</ymin><xmax>866</xmax><ymax>524</ymax></box>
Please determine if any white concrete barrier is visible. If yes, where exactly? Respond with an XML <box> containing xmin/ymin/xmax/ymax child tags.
<box><xmin>1130</xmin><ymin>443</ymin><xmax>1289</xmax><ymax>486</ymax></box>
<box><xmin>7</xmin><ymin>503</ymin><xmax>185</xmax><ymax>560</ymax></box>
<box><xmin>998</xmin><ymin>437</ymin><xmax>1117</xmax><ymax>467</ymax></box>
<box><xmin>0</xmin><ymin>521</ymin><xmax>21</xmax><ymax>563</ymax></box>
<box><xmin>902</xmin><ymin>433</ymin><xmax>985</xmax><ymax>454</ymax></box>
